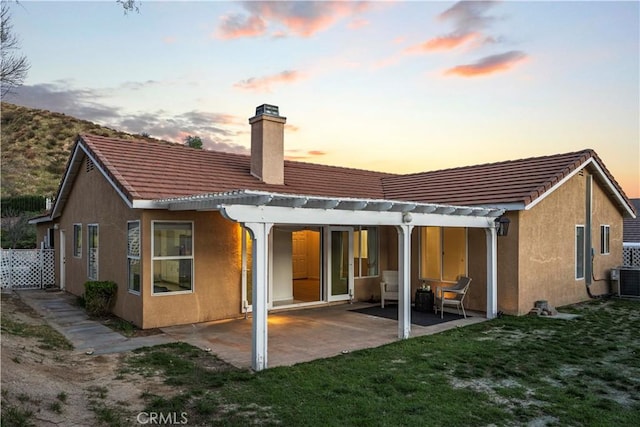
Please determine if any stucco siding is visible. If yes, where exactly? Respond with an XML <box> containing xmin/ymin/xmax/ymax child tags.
<box><xmin>47</xmin><ymin>154</ymin><xmax>142</xmax><ymax>325</ymax></box>
<box><xmin>591</xmin><ymin>178</ymin><xmax>624</xmax><ymax>287</ymax></box>
<box><xmin>517</xmin><ymin>171</ymin><xmax>623</xmax><ymax>314</ymax></box>
<box><xmin>140</xmin><ymin>210</ymin><xmax>242</xmax><ymax>329</ymax></box>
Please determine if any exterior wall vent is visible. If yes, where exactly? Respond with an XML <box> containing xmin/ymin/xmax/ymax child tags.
<box><xmin>86</xmin><ymin>158</ymin><xmax>95</xmax><ymax>173</ymax></box>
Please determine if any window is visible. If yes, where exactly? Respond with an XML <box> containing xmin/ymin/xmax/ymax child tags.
<box><xmin>600</xmin><ymin>225</ymin><xmax>610</xmax><ymax>255</ymax></box>
<box><xmin>152</xmin><ymin>222</ymin><xmax>193</xmax><ymax>294</ymax></box>
<box><xmin>128</xmin><ymin>221</ymin><xmax>141</xmax><ymax>293</ymax></box>
<box><xmin>46</xmin><ymin>228</ymin><xmax>55</xmax><ymax>249</ymax></box>
<box><xmin>419</xmin><ymin>227</ymin><xmax>467</xmax><ymax>282</ymax></box>
<box><xmin>73</xmin><ymin>224</ymin><xmax>82</xmax><ymax>258</ymax></box>
<box><xmin>88</xmin><ymin>224</ymin><xmax>99</xmax><ymax>280</ymax></box>
<box><xmin>576</xmin><ymin>225</ymin><xmax>585</xmax><ymax>280</ymax></box>
<box><xmin>354</xmin><ymin>226</ymin><xmax>379</xmax><ymax>277</ymax></box>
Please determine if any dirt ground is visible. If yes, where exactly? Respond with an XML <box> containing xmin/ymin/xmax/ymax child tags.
<box><xmin>0</xmin><ymin>291</ymin><xmax>172</xmax><ymax>426</ymax></box>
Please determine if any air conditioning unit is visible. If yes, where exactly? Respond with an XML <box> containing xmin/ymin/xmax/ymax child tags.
<box><xmin>612</xmin><ymin>267</ymin><xmax>640</xmax><ymax>298</ymax></box>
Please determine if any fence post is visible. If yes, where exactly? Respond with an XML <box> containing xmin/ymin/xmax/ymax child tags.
<box><xmin>9</xmin><ymin>249</ymin><xmax>13</xmax><ymax>290</ymax></box>
<box><xmin>39</xmin><ymin>249</ymin><xmax>44</xmax><ymax>289</ymax></box>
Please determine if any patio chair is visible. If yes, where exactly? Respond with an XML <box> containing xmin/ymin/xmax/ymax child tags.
<box><xmin>380</xmin><ymin>270</ymin><xmax>399</xmax><ymax>308</ymax></box>
<box><xmin>434</xmin><ymin>276</ymin><xmax>472</xmax><ymax>318</ymax></box>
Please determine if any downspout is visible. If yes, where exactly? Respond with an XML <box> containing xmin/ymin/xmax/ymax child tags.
<box><xmin>585</xmin><ymin>174</ymin><xmax>611</xmax><ymax>299</ymax></box>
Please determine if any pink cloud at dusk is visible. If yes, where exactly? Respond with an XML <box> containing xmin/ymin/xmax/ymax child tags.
<box><xmin>285</xmin><ymin>149</ymin><xmax>328</xmax><ymax>160</ymax></box>
<box><xmin>407</xmin><ymin>1</ymin><xmax>499</xmax><ymax>54</ymax></box>
<box><xmin>217</xmin><ymin>1</ymin><xmax>372</xmax><ymax>39</ymax></box>
<box><xmin>444</xmin><ymin>51</ymin><xmax>527</xmax><ymax>77</ymax></box>
<box><xmin>405</xmin><ymin>31</ymin><xmax>480</xmax><ymax>53</ymax></box>
<box><xmin>233</xmin><ymin>70</ymin><xmax>306</xmax><ymax>92</ymax></box>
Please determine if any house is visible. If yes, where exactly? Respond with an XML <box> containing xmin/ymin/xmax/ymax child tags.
<box><xmin>32</xmin><ymin>104</ymin><xmax>636</xmax><ymax>371</ymax></box>
<box><xmin>623</xmin><ymin>199</ymin><xmax>640</xmax><ymax>267</ymax></box>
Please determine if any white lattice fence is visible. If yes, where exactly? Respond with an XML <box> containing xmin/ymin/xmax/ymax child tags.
<box><xmin>623</xmin><ymin>244</ymin><xmax>640</xmax><ymax>267</ymax></box>
<box><xmin>0</xmin><ymin>249</ymin><xmax>56</xmax><ymax>289</ymax></box>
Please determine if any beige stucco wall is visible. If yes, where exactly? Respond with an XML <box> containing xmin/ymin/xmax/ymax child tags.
<box><xmin>517</xmin><ymin>170</ymin><xmax>623</xmax><ymax>314</ymax></box>
<box><xmin>140</xmin><ymin>210</ymin><xmax>243</xmax><ymax>329</ymax></box>
<box><xmin>591</xmin><ymin>177</ymin><xmax>623</xmax><ymax>284</ymax></box>
<box><xmin>37</xmin><ymin>154</ymin><xmax>143</xmax><ymax>326</ymax></box>
<box><xmin>464</xmin><ymin>213</ymin><xmax>520</xmax><ymax>315</ymax></box>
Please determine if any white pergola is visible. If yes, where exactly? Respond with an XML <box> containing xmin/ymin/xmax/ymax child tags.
<box><xmin>156</xmin><ymin>190</ymin><xmax>505</xmax><ymax>371</ymax></box>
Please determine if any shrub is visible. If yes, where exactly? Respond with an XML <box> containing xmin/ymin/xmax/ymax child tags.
<box><xmin>84</xmin><ymin>281</ymin><xmax>118</xmax><ymax>317</ymax></box>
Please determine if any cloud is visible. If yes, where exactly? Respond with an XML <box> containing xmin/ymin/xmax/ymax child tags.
<box><xmin>444</xmin><ymin>50</ymin><xmax>527</xmax><ymax>77</ymax></box>
<box><xmin>217</xmin><ymin>13</ymin><xmax>266</xmax><ymax>39</ymax></box>
<box><xmin>4</xmin><ymin>82</ymin><xmax>120</xmax><ymax>122</ymax></box>
<box><xmin>4</xmin><ymin>81</ymin><xmax>249</xmax><ymax>154</ymax></box>
<box><xmin>234</xmin><ymin>70</ymin><xmax>306</xmax><ymax>92</ymax></box>
<box><xmin>412</xmin><ymin>1</ymin><xmax>499</xmax><ymax>53</ymax></box>
<box><xmin>405</xmin><ymin>32</ymin><xmax>481</xmax><ymax>53</ymax></box>
<box><xmin>285</xmin><ymin>149</ymin><xmax>327</xmax><ymax>161</ymax></box>
<box><xmin>216</xmin><ymin>1</ymin><xmax>371</xmax><ymax>39</ymax></box>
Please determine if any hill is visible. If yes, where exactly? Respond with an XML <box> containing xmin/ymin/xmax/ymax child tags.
<box><xmin>0</xmin><ymin>102</ymin><xmax>164</xmax><ymax>197</ymax></box>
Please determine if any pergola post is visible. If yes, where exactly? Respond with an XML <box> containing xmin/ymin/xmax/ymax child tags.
<box><xmin>244</xmin><ymin>222</ymin><xmax>273</xmax><ymax>371</ymax></box>
<box><xmin>485</xmin><ymin>226</ymin><xmax>498</xmax><ymax>319</ymax></box>
<box><xmin>396</xmin><ymin>224</ymin><xmax>414</xmax><ymax>339</ymax></box>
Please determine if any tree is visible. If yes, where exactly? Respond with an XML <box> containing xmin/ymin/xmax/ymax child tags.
<box><xmin>116</xmin><ymin>0</ymin><xmax>140</xmax><ymax>14</ymax></box>
<box><xmin>185</xmin><ymin>135</ymin><xmax>203</xmax><ymax>150</ymax></box>
<box><xmin>0</xmin><ymin>210</ymin><xmax>37</xmax><ymax>249</ymax></box>
<box><xmin>1</xmin><ymin>2</ymin><xmax>30</xmax><ymax>97</ymax></box>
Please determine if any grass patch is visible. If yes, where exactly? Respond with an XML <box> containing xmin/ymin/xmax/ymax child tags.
<box><xmin>89</xmin><ymin>402</ymin><xmax>127</xmax><ymax>427</ymax></box>
<box><xmin>131</xmin><ymin>298</ymin><xmax>640</xmax><ymax>426</ymax></box>
<box><xmin>0</xmin><ymin>405</ymin><xmax>34</xmax><ymax>427</ymax></box>
<box><xmin>101</xmin><ymin>316</ymin><xmax>136</xmax><ymax>337</ymax></box>
<box><xmin>125</xmin><ymin>342</ymin><xmax>253</xmax><ymax>425</ymax></box>
<box><xmin>0</xmin><ymin>314</ymin><xmax>73</xmax><ymax>351</ymax></box>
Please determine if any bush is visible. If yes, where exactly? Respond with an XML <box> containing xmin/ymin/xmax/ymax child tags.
<box><xmin>84</xmin><ymin>281</ymin><xmax>118</xmax><ymax>317</ymax></box>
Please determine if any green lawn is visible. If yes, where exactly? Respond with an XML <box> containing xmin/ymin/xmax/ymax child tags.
<box><xmin>128</xmin><ymin>298</ymin><xmax>640</xmax><ymax>426</ymax></box>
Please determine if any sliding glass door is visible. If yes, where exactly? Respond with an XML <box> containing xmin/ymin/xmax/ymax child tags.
<box><xmin>329</xmin><ymin>227</ymin><xmax>354</xmax><ymax>301</ymax></box>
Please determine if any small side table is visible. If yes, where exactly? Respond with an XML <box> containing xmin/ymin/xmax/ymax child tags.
<box><xmin>414</xmin><ymin>289</ymin><xmax>434</xmax><ymax>313</ymax></box>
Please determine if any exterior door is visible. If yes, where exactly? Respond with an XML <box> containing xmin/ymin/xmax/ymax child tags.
<box><xmin>328</xmin><ymin>227</ymin><xmax>353</xmax><ymax>301</ymax></box>
<box><xmin>292</xmin><ymin>231</ymin><xmax>307</xmax><ymax>279</ymax></box>
<box><xmin>241</xmin><ymin>228</ymin><xmax>253</xmax><ymax>313</ymax></box>
<box><xmin>59</xmin><ymin>229</ymin><xmax>66</xmax><ymax>290</ymax></box>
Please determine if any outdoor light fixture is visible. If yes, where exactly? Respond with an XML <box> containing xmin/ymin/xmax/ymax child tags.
<box><xmin>495</xmin><ymin>215</ymin><xmax>511</xmax><ymax>237</ymax></box>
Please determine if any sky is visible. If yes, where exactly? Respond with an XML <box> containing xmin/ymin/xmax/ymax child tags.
<box><xmin>4</xmin><ymin>0</ymin><xmax>640</xmax><ymax>198</ymax></box>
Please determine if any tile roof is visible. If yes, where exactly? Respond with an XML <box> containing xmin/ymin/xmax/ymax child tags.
<box><xmin>382</xmin><ymin>149</ymin><xmax>633</xmax><ymax>212</ymax></box>
<box><xmin>79</xmin><ymin>134</ymin><xmax>393</xmax><ymax>201</ymax></box>
<box><xmin>71</xmin><ymin>134</ymin><xmax>634</xmax><ymax>218</ymax></box>
<box><xmin>624</xmin><ymin>199</ymin><xmax>640</xmax><ymax>242</ymax></box>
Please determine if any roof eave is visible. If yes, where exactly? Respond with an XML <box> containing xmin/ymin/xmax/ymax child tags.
<box><xmin>48</xmin><ymin>137</ymin><xmax>135</xmax><ymax>221</ymax></box>
<box><xmin>524</xmin><ymin>157</ymin><xmax>636</xmax><ymax>218</ymax></box>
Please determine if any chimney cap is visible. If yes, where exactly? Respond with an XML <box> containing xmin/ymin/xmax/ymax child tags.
<box><xmin>255</xmin><ymin>104</ymin><xmax>280</xmax><ymax>117</ymax></box>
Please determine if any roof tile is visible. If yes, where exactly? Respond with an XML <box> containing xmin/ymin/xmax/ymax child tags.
<box><xmin>76</xmin><ymin>134</ymin><xmax>634</xmax><ymax>217</ymax></box>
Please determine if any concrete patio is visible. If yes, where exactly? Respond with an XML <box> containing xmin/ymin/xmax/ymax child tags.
<box><xmin>161</xmin><ymin>302</ymin><xmax>487</xmax><ymax>369</ymax></box>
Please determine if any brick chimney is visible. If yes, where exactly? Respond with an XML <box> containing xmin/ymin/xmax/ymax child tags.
<box><xmin>249</xmin><ymin>104</ymin><xmax>286</xmax><ymax>185</ymax></box>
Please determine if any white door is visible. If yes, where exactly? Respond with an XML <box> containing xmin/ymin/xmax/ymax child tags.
<box><xmin>327</xmin><ymin>227</ymin><xmax>354</xmax><ymax>301</ymax></box>
<box><xmin>59</xmin><ymin>229</ymin><xmax>66</xmax><ymax>290</ymax></box>
<box><xmin>241</xmin><ymin>228</ymin><xmax>253</xmax><ymax>313</ymax></box>
<box><xmin>292</xmin><ymin>231</ymin><xmax>308</xmax><ymax>279</ymax></box>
